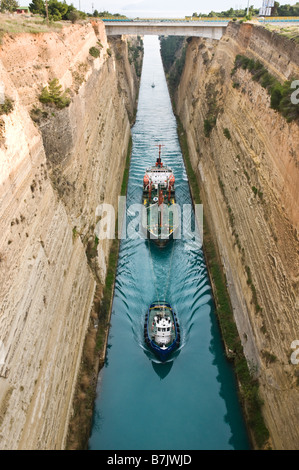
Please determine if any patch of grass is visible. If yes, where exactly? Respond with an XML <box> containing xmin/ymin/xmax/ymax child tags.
<box><xmin>223</xmin><ymin>128</ymin><xmax>231</xmax><ymax>140</ymax></box>
<box><xmin>265</xmin><ymin>24</ymin><xmax>299</xmax><ymax>44</ymax></box>
<box><xmin>72</xmin><ymin>62</ymin><xmax>88</xmax><ymax>92</ymax></box>
<box><xmin>203</xmin><ymin>82</ymin><xmax>220</xmax><ymax>138</ymax></box>
<box><xmin>262</xmin><ymin>350</ymin><xmax>277</xmax><ymax>365</ymax></box>
<box><xmin>121</xmin><ymin>136</ymin><xmax>132</xmax><ymax>196</ymax></box>
<box><xmin>204</xmin><ymin>118</ymin><xmax>215</xmax><ymax>138</ymax></box>
<box><xmin>232</xmin><ymin>54</ymin><xmax>299</xmax><ymax>122</ymax></box>
<box><xmin>89</xmin><ymin>46</ymin><xmax>100</xmax><ymax>58</ymax></box>
<box><xmin>0</xmin><ymin>96</ymin><xmax>14</xmax><ymax>115</ymax></box>
<box><xmin>30</xmin><ymin>106</ymin><xmax>48</xmax><ymax>123</ymax></box>
<box><xmin>244</xmin><ymin>170</ymin><xmax>250</xmax><ymax>183</ymax></box>
<box><xmin>245</xmin><ymin>265</ymin><xmax>262</xmax><ymax>313</ymax></box>
<box><xmin>0</xmin><ymin>14</ymin><xmax>63</xmax><ymax>37</ymax></box>
<box><xmin>72</xmin><ymin>227</ymin><xmax>78</xmax><ymax>241</ymax></box>
<box><xmin>86</xmin><ymin>236</ymin><xmax>98</xmax><ymax>261</ymax></box>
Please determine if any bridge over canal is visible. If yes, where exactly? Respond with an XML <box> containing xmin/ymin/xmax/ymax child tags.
<box><xmin>103</xmin><ymin>20</ymin><xmax>228</xmax><ymax>39</ymax></box>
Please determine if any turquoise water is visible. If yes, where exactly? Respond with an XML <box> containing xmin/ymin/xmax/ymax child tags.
<box><xmin>89</xmin><ymin>36</ymin><xmax>250</xmax><ymax>451</ymax></box>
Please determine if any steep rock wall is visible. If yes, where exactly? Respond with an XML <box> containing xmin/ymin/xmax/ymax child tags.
<box><xmin>0</xmin><ymin>22</ymin><xmax>140</xmax><ymax>449</ymax></box>
<box><xmin>176</xmin><ymin>22</ymin><xmax>299</xmax><ymax>449</ymax></box>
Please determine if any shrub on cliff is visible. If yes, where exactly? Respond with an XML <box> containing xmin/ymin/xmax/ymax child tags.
<box><xmin>89</xmin><ymin>47</ymin><xmax>100</xmax><ymax>58</ymax></box>
<box><xmin>204</xmin><ymin>118</ymin><xmax>215</xmax><ymax>138</ymax></box>
<box><xmin>39</xmin><ymin>79</ymin><xmax>71</xmax><ymax>109</ymax></box>
<box><xmin>270</xmin><ymin>84</ymin><xmax>283</xmax><ymax>111</ymax></box>
<box><xmin>279</xmin><ymin>87</ymin><xmax>299</xmax><ymax>122</ymax></box>
<box><xmin>232</xmin><ymin>54</ymin><xmax>299</xmax><ymax>122</ymax></box>
<box><xmin>223</xmin><ymin>128</ymin><xmax>231</xmax><ymax>140</ymax></box>
<box><xmin>0</xmin><ymin>97</ymin><xmax>14</xmax><ymax>115</ymax></box>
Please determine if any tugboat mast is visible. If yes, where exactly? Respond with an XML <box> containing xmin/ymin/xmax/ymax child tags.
<box><xmin>155</xmin><ymin>144</ymin><xmax>165</xmax><ymax>167</ymax></box>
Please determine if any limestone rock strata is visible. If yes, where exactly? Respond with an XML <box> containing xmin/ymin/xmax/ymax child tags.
<box><xmin>176</xmin><ymin>22</ymin><xmax>299</xmax><ymax>449</ymax></box>
<box><xmin>0</xmin><ymin>22</ymin><xmax>139</xmax><ymax>449</ymax></box>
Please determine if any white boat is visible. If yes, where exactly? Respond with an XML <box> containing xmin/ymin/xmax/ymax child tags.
<box><xmin>144</xmin><ymin>301</ymin><xmax>180</xmax><ymax>361</ymax></box>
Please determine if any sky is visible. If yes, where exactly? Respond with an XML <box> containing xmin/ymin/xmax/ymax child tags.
<box><xmin>21</xmin><ymin>0</ymin><xmax>299</xmax><ymax>17</ymax></box>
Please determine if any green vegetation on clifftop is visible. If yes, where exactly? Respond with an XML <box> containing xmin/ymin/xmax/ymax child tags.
<box><xmin>232</xmin><ymin>54</ymin><xmax>299</xmax><ymax>122</ymax></box>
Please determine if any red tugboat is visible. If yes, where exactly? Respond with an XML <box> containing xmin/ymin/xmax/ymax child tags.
<box><xmin>142</xmin><ymin>145</ymin><xmax>178</xmax><ymax>246</ymax></box>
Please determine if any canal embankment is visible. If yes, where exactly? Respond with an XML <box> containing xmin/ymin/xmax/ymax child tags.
<box><xmin>162</xmin><ymin>21</ymin><xmax>299</xmax><ymax>450</ymax></box>
<box><xmin>0</xmin><ymin>19</ymin><xmax>142</xmax><ymax>450</ymax></box>
<box><xmin>66</xmin><ymin>136</ymin><xmax>133</xmax><ymax>450</ymax></box>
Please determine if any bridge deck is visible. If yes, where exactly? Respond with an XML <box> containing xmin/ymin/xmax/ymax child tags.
<box><xmin>103</xmin><ymin>21</ymin><xmax>228</xmax><ymax>39</ymax></box>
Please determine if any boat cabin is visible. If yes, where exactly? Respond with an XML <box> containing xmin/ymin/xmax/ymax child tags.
<box><xmin>153</xmin><ymin>313</ymin><xmax>173</xmax><ymax>346</ymax></box>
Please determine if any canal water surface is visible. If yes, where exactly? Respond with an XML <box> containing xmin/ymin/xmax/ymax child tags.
<box><xmin>89</xmin><ymin>36</ymin><xmax>250</xmax><ymax>450</ymax></box>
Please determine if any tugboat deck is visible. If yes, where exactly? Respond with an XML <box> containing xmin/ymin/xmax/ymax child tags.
<box><xmin>148</xmin><ymin>305</ymin><xmax>176</xmax><ymax>346</ymax></box>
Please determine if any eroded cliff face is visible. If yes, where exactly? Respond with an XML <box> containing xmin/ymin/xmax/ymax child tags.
<box><xmin>0</xmin><ymin>22</ymin><xmax>140</xmax><ymax>449</ymax></box>
<box><xmin>176</xmin><ymin>22</ymin><xmax>299</xmax><ymax>449</ymax></box>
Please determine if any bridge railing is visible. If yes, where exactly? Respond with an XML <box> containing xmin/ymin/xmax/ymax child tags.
<box><xmin>101</xmin><ymin>18</ymin><xmax>133</xmax><ymax>22</ymax></box>
<box><xmin>101</xmin><ymin>16</ymin><xmax>299</xmax><ymax>23</ymax></box>
<box><xmin>101</xmin><ymin>17</ymin><xmax>229</xmax><ymax>22</ymax></box>
<box><xmin>257</xmin><ymin>16</ymin><xmax>299</xmax><ymax>21</ymax></box>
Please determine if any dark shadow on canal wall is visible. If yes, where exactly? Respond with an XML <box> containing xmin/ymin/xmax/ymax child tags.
<box><xmin>208</xmin><ymin>299</ymin><xmax>251</xmax><ymax>449</ymax></box>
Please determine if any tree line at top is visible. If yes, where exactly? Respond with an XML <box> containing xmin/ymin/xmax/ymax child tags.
<box><xmin>0</xmin><ymin>0</ymin><xmax>125</xmax><ymax>22</ymax></box>
<box><xmin>192</xmin><ymin>2</ymin><xmax>299</xmax><ymax>18</ymax></box>
<box><xmin>29</xmin><ymin>0</ymin><xmax>85</xmax><ymax>22</ymax></box>
<box><xmin>1</xmin><ymin>0</ymin><xmax>298</xmax><ymax>20</ymax></box>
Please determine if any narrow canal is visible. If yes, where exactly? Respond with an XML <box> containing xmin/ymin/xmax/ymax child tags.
<box><xmin>89</xmin><ymin>36</ymin><xmax>250</xmax><ymax>450</ymax></box>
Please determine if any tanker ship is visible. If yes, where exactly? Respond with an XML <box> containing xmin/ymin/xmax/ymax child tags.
<box><xmin>142</xmin><ymin>145</ymin><xmax>178</xmax><ymax>246</ymax></box>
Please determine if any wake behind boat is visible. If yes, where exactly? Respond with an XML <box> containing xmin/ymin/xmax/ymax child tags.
<box><xmin>144</xmin><ymin>301</ymin><xmax>180</xmax><ymax>362</ymax></box>
<box><xmin>142</xmin><ymin>145</ymin><xmax>179</xmax><ymax>247</ymax></box>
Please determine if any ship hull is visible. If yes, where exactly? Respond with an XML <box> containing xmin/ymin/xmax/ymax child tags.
<box><xmin>141</xmin><ymin>199</ymin><xmax>179</xmax><ymax>247</ymax></box>
<box><xmin>141</xmin><ymin>219</ymin><xmax>176</xmax><ymax>247</ymax></box>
